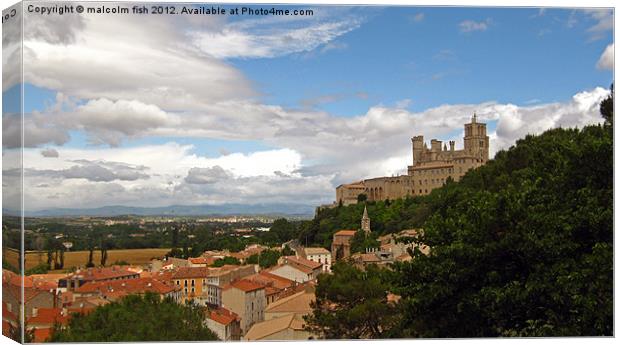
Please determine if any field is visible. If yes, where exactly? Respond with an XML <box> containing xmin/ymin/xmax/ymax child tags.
<box><xmin>3</xmin><ymin>247</ymin><xmax>170</xmax><ymax>272</ymax></box>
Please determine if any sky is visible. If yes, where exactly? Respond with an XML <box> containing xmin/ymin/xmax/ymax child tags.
<box><xmin>1</xmin><ymin>4</ymin><xmax>614</xmax><ymax>211</ymax></box>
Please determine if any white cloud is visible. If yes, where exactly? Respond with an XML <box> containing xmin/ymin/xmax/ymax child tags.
<box><xmin>190</xmin><ymin>18</ymin><xmax>361</xmax><ymax>59</ymax></box>
<box><xmin>12</xmin><ymin>87</ymin><xmax>609</xmax><ymax>210</ymax></box>
<box><xmin>583</xmin><ymin>9</ymin><xmax>613</xmax><ymax>40</ymax></box>
<box><xmin>20</xmin><ymin>13</ymin><xmax>256</xmax><ymax>111</ymax></box>
<box><xmin>597</xmin><ymin>43</ymin><xmax>614</xmax><ymax>70</ymax></box>
<box><xmin>459</xmin><ymin>19</ymin><xmax>491</xmax><ymax>33</ymax></box>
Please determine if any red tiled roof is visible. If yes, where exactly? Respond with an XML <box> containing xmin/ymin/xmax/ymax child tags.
<box><xmin>75</xmin><ymin>277</ymin><xmax>177</xmax><ymax>296</ymax></box>
<box><xmin>281</xmin><ymin>256</ymin><xmax>322</xmax><ymax>270</ymax></box>
<box><xmin>207</xmin><ymin>307</ymin><xmax>238</xmax><ymax>326</ymax></box>
<box><xmin>229</xmin><ymin>280</ymin><xmax>264</xmax><ymax>292</ymax></box>
<box><xmin>245</xmin><ymin>271</ymin><xmax>294</xmax><ymax>290</ymax></box>
<box><xmin>33</xmin><ymin>328</ymin><xmax>53</xmax><ymax>343</ymax></box>
<box><xmin>27</xmin><ymin>308</ymin><xmax>69</xmax><ymax>326</ymax></box>
<box><xmin>66</xmin><ymin>266</ymin><xmax>138</xmax><ymax>281</ymax></box>
<box><xmin>172</xmin><ymin>267</ymin><xmax>211</xmax><ymax>279</ymax></box>
<box><xmin>191</xmin><ymin>257</ymin><xmax>215</xmax><ymax>265</ymax></box>
<box><xmin>334</xmin><ymin>230</ymin><xmax>357</xmax><ymax>237</ymax></box>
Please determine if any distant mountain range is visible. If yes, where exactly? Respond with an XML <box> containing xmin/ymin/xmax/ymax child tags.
<box><xmin>3</xmin><ymin>203</ymin><xmax>317</xmax><ymax>218</ymax></box>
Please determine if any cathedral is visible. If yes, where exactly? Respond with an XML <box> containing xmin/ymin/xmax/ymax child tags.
<box><xmin>336</xmin><ymin>114</ymin><xmax>489</xmax><ymax>205</ymax></box>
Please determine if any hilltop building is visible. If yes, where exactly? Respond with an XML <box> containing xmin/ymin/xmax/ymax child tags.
<box><xmin>336</xmin><ymin>115</ymin><xmax>489</xmax><ymax>205</ymax></box>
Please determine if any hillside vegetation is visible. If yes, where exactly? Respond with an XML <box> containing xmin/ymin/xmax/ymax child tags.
<box><xmin>306</xmin><ymin>90</ymin><xmax>613</xmax><ymax>337</ymax></box>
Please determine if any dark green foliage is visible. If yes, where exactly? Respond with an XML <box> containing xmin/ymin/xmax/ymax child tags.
<box><xmin>357</xmin><ymin>194</ymin><xmax>368</xmax><ymax>202</ymax></box>
<box><xmin>390</xmin><ymin>123</ymin><xmax>613</xmax><ymax>337</ymax></box>
<box><xmin>246</xmin><ymin>249</ymin><xmax>282</xmax><ymax>269</ymax></box>
<box><xmin>211</xmin><ymin>256</ymin><xmax>241</xmax><ymax>267</ymax></box>
<box><xmin>299</xmin><ymin>195</ymin><xmax>436</xmax><ymax>249</ymax></box>
<box><xmin>49</xmin><ymin>293</ymin><xmax>219</xmax><ymax>342</ymax></box>
<box><xmin>305</xmin><ymin>262</ymin><xmax>400</xmax><ymax>339</ymax></box>
<box><xmin>282</xmin><ymin>245</ymin><xmax>295</xmax><ymax>256</ymax></box>
<box><xmin>25</xmin><ymin>263</ymin><xmax>51</xmax><ymax>275</ymax></box>
<box><xmin>600</xmin><ymin>83</ymin><xmax>613</xmax><ymax>126</ymax></box>
<box><xmin>349</xmin><ymin>230</ymin><xmax>380</xmax><ymax>254</ymax></box>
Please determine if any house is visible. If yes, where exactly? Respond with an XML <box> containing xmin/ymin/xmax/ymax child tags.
<box><xmin>58</xmin><ymin>266</ymin><xmax>140</xmax><ymax>291</ymax></box>
<box><xmin>243</xmin><ymin>272</ymin><xmax>295</xmax><ymax>305</ymax></box>
<box><xmin>243</xmin><ymin>314</ymin><xmax>314</xmax><ymax>341</ymax></box>
<box><xmin>27</xmin><ymin>307</ymin><xmax>70</xmax><ymax>342</ymax></box>
<box><xmin>264</xmin><ymin>286</ymin><xmax>315</xmax><ymax>321</ymax></box>
<box><xmin>297</xmin><ymin>247</ymin><xmax>332</xmax><ymax>273</ymax></box>
<box><xmin>188</xmin><ymin>257</ymin><xmax>215</xmax><ymax>267</ymax></box>
<box><xmin>172</xmin><ymin>265</ymin><xmax>256</xmax><ymax>307</ymax></box>
<box><xmin>205</xmin><ymin>307</ymin><xmax>241</xmax><ymax>341</ymax></box>
<box><xmin>222</xmin><ymin>280</ymin><xmax>266</xmax><ymax>334</ymax></box>
<box><xmin>2</xmin><ymin>271</ymin><xmax>56</xmax><ymax>322</ymax></box>
<box><xmin>269</xmin><ymin>256</ymin><xmax>323</xmax><ymax>283</ymax></box>
<box><xmin>73</xmin><ymin>277</ymin><xmax>181</xmax><ymax>302</ymax></box>
<box><xmin>331</xmin><ymin>230</ymin><xmax>357</xmax><ymax>260</ymax></box>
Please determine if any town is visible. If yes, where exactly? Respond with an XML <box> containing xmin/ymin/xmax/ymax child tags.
<box><xmin>3</xmin><ymin>206</ymin><xmax>423</xmax><ymax>341</ymax></box>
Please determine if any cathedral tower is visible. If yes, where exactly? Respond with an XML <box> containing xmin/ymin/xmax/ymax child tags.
<box><xmin>361</xmin><ymin>206</ymin><xmax>371</xmax><ymax>234</ymax></box>
<box><xmin>463</xmin><ymin>113</ymin><xmax>490</xmax><ymax>161</ymax></box>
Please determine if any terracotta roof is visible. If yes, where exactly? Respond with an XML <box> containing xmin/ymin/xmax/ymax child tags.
<box><xmin>33</xmin><ymin>328</ymin><xmax>53</xmax><ymax>343</ymax></box>
<box><xmin>303</xmin><ymin>247</ymin><xmax>330</xmax><ymax>256</ymax></box>
<box><xmin>245</xmin><ymin>272</ymin><xmax>294</xmax><ymax>290</ymax></box>
<box><xmin>229</xmin><ymin>280</ymin><xmax>264</xmax><ymax>292</ymax></box>
<box><xmin>265</xmin><ymin>290</ymin><xmax>315</xmax><ymax>315</ymax></box>
<box><xmin>65</xmin><ymin>266</ymin><xmax>138</xmax><ymax>282</ymax></box>
<box><xmin>334</xmin><ymin>230</ymin><xmax>357</xmax><ymax>237</ymax></box>
<box><xmin>172</xmin><ymin>267</ymin><xmax>211</xmax><ymax>279</ymax></box>
<box><xmin>207</xmin><ymin>307</ymin><xmax>238</xmax><ymax>326</ymax></box>
<box><xmin>188</xmin><ymin>257</ymin><xmax>215</xmax><ymax>265</ymax></box>
<box><xmin>27</xmin><ymin>308</ymin><xmax>69</xmax><ymax>326</ymax></box>
<box><xmin>244</xmin><ymin>314</ymin><xmax>304</xmax><ymax>340</ymax></box>
<box><xmin>281</xmin><ymin>256</ymin><xmax>322</xmax><ymax>270</ymax></box>
<box><xmin>74</xmin><ymin>277</ymin><xmax>177</xmax><ymax>296</ymax></box>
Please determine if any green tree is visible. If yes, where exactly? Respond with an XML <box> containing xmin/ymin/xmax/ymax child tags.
<box><xmin>246</xmin><ymin>249</ymin><xmax>282</xmax><ymax>269</ymax></box>
<box><xmin>350</xmin><ymin>230</ymin><xmax>380</xmax><ymax>254</ymax></box>
<box><xmin>211</xmin><ymin>256</ymin><xmax>241</xmax><ymax>267</ymax></box>
<box><xmin>270</xmin><ymin>218</ymin><xmax>296</xmax><ymax>243</ymax></box>
<box><xmin>600</xmin><ymin>83</ymin><xmax>613</xmax><ymax>126</ymax></box>
<box><xmin>49</xmin><ymin>293</ymin><xmax>219</xmax><ymax>342</ymax></box>
<box><xmin>390</xmin><ymin>123</ymin><xmax>612</xmax><ymax>337</ymax></box>
<box><xmin>305</xmin><ymin>262</ymin><xmax>400</xmax><ymax>339</ymax></box>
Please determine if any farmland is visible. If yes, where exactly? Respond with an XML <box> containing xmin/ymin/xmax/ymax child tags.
<box><xmin>4</xmin><ymin>247</ymin><xmax>170</xmax><ymax>271</ymax></box>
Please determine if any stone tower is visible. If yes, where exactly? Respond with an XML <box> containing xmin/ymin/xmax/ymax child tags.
<box><xmin>463</xmin><ymin>113</ymin><xmax>490</xmax><ymax>162</ymax></box>
<box><xmin>361</xmin><ymin>205</ymin><xmax>371</xmax><ymax>234</ymax></box>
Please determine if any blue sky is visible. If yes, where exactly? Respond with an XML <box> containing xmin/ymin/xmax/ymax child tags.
<box><xmin>3</xmin><ymin>5</ymin><xmax>614</xmax><ymax>209</ymax></box>
<box><xmin>233</xmin><ymin>7</ymin><xmax>613</xmax><ymax>115</ymax></box>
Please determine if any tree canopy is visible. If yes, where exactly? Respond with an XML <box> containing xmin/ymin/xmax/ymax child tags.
<box><xmin>307</xmin><ymin>93</ymin><xmax>613</xmax><ymax>338</ymax></box>
<box><xmin>49</xmin><ymin>293</ymin><xmax>219</xmax><ymax>342</ymax></box>
<box><xmin>304</xmin><ymin>262</ymin><xmax>400</xmax><ymax>339</ymax></box>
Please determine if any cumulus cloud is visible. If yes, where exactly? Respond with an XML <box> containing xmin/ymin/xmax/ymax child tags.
<box><xmin>25</xmin><ymin>160</ymin><xmax>149</xmax><ymax>182</ymax></box>
<box><xmin>20</xmin><ymin>13</ymin><xmax>256</xmax><ymax>110</ymax></box>
<box><xmin>459</xmin><ymin>19</ymin><xmax>491</xmax><ymax>33</ymax></box>
<box><xmin>12</xmin><ymin>86</ymin><xmax>610</xmax><ymax>210</ymax></box>
<box><xmin>597</xmin><ymin>43</ymin><xmax>614</xmax><ymax>70</ymax></box>
<box><xmin>185</xmin><ymin>166</ymin><xmax>232</xmax><ymax>185</ymax></box>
